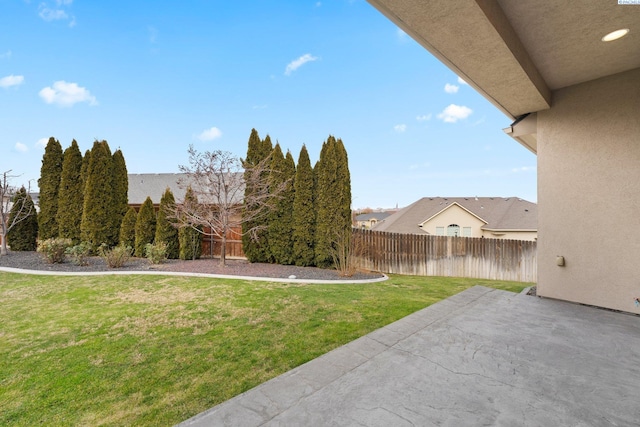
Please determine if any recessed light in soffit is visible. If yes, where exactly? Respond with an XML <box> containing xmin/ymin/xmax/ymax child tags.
<box><xmin>601</xmin><ymin>28</ymin><xmax>630</xmax><ymax>42</ymax></box>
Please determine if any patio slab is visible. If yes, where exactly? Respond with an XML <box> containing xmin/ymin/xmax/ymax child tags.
<box><xmin>178</xmin><ymin>286</ymin><xmax>640</xmax><ymax>426</ymax></box>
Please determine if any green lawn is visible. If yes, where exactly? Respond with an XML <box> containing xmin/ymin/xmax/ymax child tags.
<box><xmin>0</xmin><ymin>272</ymin><xmax>530</xmax><ymax>426</ymax></box>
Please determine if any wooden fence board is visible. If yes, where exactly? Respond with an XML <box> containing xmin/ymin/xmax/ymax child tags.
<box><xmin>353</xmin><ymin>229</ymin><xmax>536</xmax><ymax>283</ymax></box>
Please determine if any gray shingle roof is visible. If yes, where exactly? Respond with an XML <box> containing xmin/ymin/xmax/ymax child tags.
<box><xmin>372</xmin><ymin>197</ymin><xmax>537</xmax><ymax>234</ymax></box>
<box><xmin>127</xmin><ymin>173</ymin><xmax>189</xmax><ymax>205</ymax></box>
<box><xmin>355</xmin><ymin>212</ymin><xmax>392</xmax><ymax>221</ymax></box>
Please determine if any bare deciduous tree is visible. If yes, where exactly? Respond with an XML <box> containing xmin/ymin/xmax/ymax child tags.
<box><xmin>170</xmin><ymin>145</ymin><xmax>285</xmax><ymax>266</ymax></box>
<box><xmin>1</xmin><ymin>170</ymin><xmax>35</xmax><ymax>256</ymax></box>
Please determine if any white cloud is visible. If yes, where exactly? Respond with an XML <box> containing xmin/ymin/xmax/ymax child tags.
<box><xmin>0</xmin><ymin>75</ymin><xmax>24</xmax><ymax>88</ymax></box>
<box><xmin>444</xmin><ymin>83</ymin><xmax>459</xmax><ymax>94</ymax></box>
<box><xmin>284</xmin><ymin>53</ymin><xmax>318</xmax><ymax>76</ymax></box>
<box><xmin>15</xmin><ymin>142</ymin><xmax>28</xmax><ymax>153</ymax></box>
<box><xmin>457</xmin><ymin>76</ymin><xmax>468</xmax><ymax>85</ymax></box>
<box><xmin>416</xmin><ymin>114</ymin><xmax>432</xmax><ymax>121</ymax></box>
<box><xmin>315</xmin><ymin>2</ymin><xmax>322</xmax><ymax>7</ymax></box>
<box><xmin>437</xmin><ymin>104</ymin><xmax>473</xmax><ymax>123</ymax></box>
<box><xmin>38</xmin><ymin>1</ymin><xmax>74</xmax><ymax>25</ymax></box>
<box><xmin>36</xmin><ymin>137</ymin><xmax>49</xmax><ymax>148</ymax></box>
<box><xmin>39</xmin><ymin>80</ymin><xmax>97</xmax><ymax>107</ymax></box>
<box><xmin>196</xmin><ymin>126</ymin><xmax>222</xmax><ymax>141</ymax></box>
<box><xmin>39</xmin><ymin>6</ymin><xmax>68</xmax><ymax>21</ymax></box>
<box><xmin>397</xmin><ymin>28</ymin><xmax>408</xmax><ymax>41</ymax></box>
<box><xmin>394</xmin><ymin>124</ymin><xmax>407</xmax><ymax>133</ymax></box>
<box><xmin>511</xmin><ymin>166</ymin><xmax>536</xmax><ymax>173</ymax></box>
<box><xmin>0</xmin><ymin>50</ymin><xmax>12</xmax><ymax>60</ymax></box>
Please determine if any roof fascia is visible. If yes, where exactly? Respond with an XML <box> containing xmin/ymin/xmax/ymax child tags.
<box><xmin>420</xmin><ymin>202</ymin><xmax>488</xmax><ymax>226</ymax></box>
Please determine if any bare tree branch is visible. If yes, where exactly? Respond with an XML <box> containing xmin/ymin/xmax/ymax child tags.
<box><xmin>167</xmin><ymin>146</ymin><xmax>288</xmax><ymax>266</ymax></box>
<box><xmin>1</xmin><ymin>170</ymin><xmax>35</xmax><ymax>256</ymax></box>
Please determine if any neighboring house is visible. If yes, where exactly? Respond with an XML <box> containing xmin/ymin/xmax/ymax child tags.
<box><xmin>355</xmin><ymin>212</ymin><xmax>392</xmax><ymax>229</ymax></box>
<box><xmin>127</xmin><ymin>173</ymin><xmax>244</xmax><ymax>259</ymax></box>
<box><xmin>366</xmin><ymin>1</ymin><xmax>639</xmax><ymax>313</ymax></box>
<box><xmin>373</xmin><ymin>197</ymin><xmax>537</xmax><ymax>241</ymax></box>
<box><xmin>128</xmin><ymin>173</ymin><xmax>188</xmax><ymax>209</ymax></box>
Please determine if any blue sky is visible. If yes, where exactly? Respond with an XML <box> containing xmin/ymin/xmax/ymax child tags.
<box><xmin>1</xmin><ymin>0</ymin><xmax>536</xmax><ymax>209</ymax></box>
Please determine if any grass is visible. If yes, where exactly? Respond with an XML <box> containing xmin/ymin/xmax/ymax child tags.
<box><xmin>0</xmin><ymin>272</ymin><xmax>530</xmax><ymax>426</ymax></box>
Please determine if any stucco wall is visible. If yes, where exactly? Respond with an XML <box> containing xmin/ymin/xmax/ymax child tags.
<box><xmin>483</xmin><ymin>230</ymin><xmax>537</xmax><ymax>241</ymax></box>
<box><xmin>420</xmin><ymin>204</ymin><xmax>486</xmax><ymax>237</ymax></box>
<box><xmin>537</xmin><ymin>68</ymin><xmax>640</xmax><ymax>313</ymax></box>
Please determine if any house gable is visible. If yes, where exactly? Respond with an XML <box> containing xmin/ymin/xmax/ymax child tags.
<box><xmin>420</xmin><ymin>203</ymin><xmax>486</xmax><ymax>237</ymax></box>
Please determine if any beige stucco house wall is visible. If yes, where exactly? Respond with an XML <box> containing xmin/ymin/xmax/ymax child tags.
<box><xmin>420</xmin><ymin>203</ymin><xmax>537</xmax><ymax>241</ymax></box>
<box><xmin>537</xmin><ymin>68</ymin><xmax>640</xmax><ymax>312</ymax></box>
<box><xmin>365</xmin><ymin>0</ymin><xmax>638</xmax><ymax>313</ymax></box>
<box><xmin>419</xmin><ymin>204</ymin><xmax>486</xmax><ymax>237</ymax></box>
<box><xmin>483</xmin><ymin>230</ymin><xmax>537</xmax><ymax>241</ymax></box>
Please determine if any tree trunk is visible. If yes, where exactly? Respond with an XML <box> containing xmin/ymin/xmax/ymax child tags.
<box><xmin>220</xmin><ymin>234</ymin><xmax>227</xmax><ymax>266</ymax></box>
<box><xmin>1</xmin><ymin>223</ymin><xmax>7</xmax><ymax>256</ymax></box>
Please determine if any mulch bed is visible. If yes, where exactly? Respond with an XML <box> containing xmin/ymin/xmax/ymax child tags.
<box><xmin>0</xmin><ymin>250</ymin><xmax>384</xmax><ymax>281</ymax></box>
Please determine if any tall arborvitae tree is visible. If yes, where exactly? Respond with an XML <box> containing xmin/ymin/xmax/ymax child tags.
<box><xmin>314</xmin><ymin>136</ymin><xmax>352</xmax><ymax>267</ymax></box>
<box><xmin>335</xmin><ymin>138</ymin><xmax>352</xmax><ymax>231</ymax></box>
<box><xmin>81</xmin><ymin>140</ymin><xmax>114</xmax><ymax>248</ymax></box>
<box><xmin>242</xmin><ymin>129</ymin><xmax>274</xmax><ymax>262</ymax></box>
<box><xmin>38</xmin><ymin>137</ymin><xmax>63</xmax><ymax>239</ymax></box>
<box><xmin>155</xmin><ymin>188</ymin><xmax>179</xmax><ymax>259</ymax></box>
<box><xmin>178</xmin><ymin>186</ymin><xmax>202</xmax><ymax>260</ymax></box>
<box><xmin>268</xmin><ymin>145</ymin><xmax>296</xmax><ymax>264</ymax></box>
<box><xmin>57</xmin><ymin>140</ymin><xmax>84</xmax><ymax>243</ymax></box>
<box><xmin>119</xmin><ymin>207</ymin><xmax>137</xmax><ymax>249</ymax></box>
<box><xmin>134</xmin><ymin>196</ymin><xmax>156</xmax><ymax>257</ymax></box>
<box><xmin>314</xmin><ymin>137</ymin><xmax>334</xmax><ymax>267</ymax></box>
<box><xmin>7</xmin><ymin>187</ymin><xmax>38</xmax><ymax>251</ymax></box>
<box><xmin>291</xmin><ymin>145</ymin><xmax>316</xmax><ymax>266</ymax></box>
<box><xmin>80</xmin><ymin>149</ymin><xmax>91</xmax><ymax>191</ymax></box>
<box><xmin>111</xmin><ymin>149</ymin><xmax>129</xmax><ymax>246</ymax></box>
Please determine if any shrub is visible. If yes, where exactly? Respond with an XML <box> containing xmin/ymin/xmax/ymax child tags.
<box><xmin>37</xmin><ymin>238</ymin><xmax>72</xmax><ymax>264</ymax></box>
<box><xmin>6</xmin><ymin>187</ymin><xmax>38</xmax><ymax>251</ymax></box>
<box><xmin>134</xmin><ymin>197</ymin><xmax>156</xmax><ymax>257</ymax></box>
<box><xmin>66</xmin><ymin>241</ymin><xmax>92</xmax><ymax>266</ymax></box>
<box><xmin>145</xmin><ymin>241</ymin><xmax>167</xmax><ymax>264</ymax></box>
<box><xmin>99</xmin><ymin>244</ymin><xmax>132</xmax><ymax>268</ymax></box>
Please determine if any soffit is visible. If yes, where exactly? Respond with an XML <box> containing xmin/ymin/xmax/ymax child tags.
<box><xmin>367</xmin><ymin>0</ymin><xmax>640</xmax><ymax>118</ymax></box>
<box><xmin>498</xmin><ymin>0</ymin><xmax>640</xmax><ymax>91</ymax></box>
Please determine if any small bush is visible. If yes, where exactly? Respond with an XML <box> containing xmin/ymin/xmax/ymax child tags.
<box><xmin>145</xmin><ymin>241</ymin><xmax>168</xmax><ymax>264</ymax></box>
<box><xmin>37</xmin><ymin>238</ymin><xmax>72</xmax><ymax>264</ymax></box>
<box><xmin>66</xmin><ymin>241</ymin><xmax>92</xmax><ymax>266</ymax></box>
<box><xmin>99</xmin><ymin>244</ymin><xmax>132</xmax><ymax>268</ymax></box>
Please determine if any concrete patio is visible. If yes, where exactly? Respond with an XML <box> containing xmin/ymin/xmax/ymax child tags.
<box><xmin>179</xmin><ymin>286</ymin><xmax>640</xmax><ymax>426</ymax></box>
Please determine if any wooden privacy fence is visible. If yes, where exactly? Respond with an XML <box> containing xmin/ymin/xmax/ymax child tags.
<box><xmin>353</xmin><ymin>229</ymin><xmax>537</xmax><ymax>283</ymax></box>
<box><xmin>200</xmin><ymin>226</ymin><xmax>245</xmax><ymax>259</ymax></box>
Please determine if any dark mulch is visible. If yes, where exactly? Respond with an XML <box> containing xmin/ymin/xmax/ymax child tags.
<box><xmin>0</xmin><ymin>250</ymin><xmax>384</xmax><ymax>281</ymax></box>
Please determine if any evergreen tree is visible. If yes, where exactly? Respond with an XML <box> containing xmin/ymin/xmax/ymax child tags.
<box><xmin>155</xmin><ymin>187</ymin><xmax>179</xmax><ymax>259</ymax></box>
<box><xmin>119</xmin><ymin>207</ymin><xmax>137</xmax><ymax>249</ymax></box>
<box><xmin>314</xmin><ymin>136</ymin><xmax>353</xmax><ymax>267</ymax></box>
<box><xmin>111</xmin><ymin>149</ymin><xmax>129</xmax><ymax>245</ymax></box>
<box><xmin>242</xmin><ymin>129</ymin><xmax>273</xmax><ymax>262</ymax></box>
<box><xmin>81</xmin><ymin>140</ymin><xmax>114</xmax><ymax>248</ymax></box>
<box><xmin>38</xmin><ymin>137</ymin><xmax>63</xmax><ymax>239</ymax></box>
<box><xmin>335</xmin><ymin>138</ymin><xmax>352</xmax><ymax>231</ymax></box>
<box><xmin>178</xmin><ymin>186</ymin><xmax>202</xmax><ymax>260</ymax></box>
<box><xmin>7</xmin><ymin>187</ymin><xmax>38</xmax><ymax>251</ymax></box>
<box><xmin>57</xmin><ymin>140</ymin><xmax>84</xmax><ymax>243</ymax></box>
<box><xmin>291</xmin><ymin>144</ymin><xmax>316</xmax><ymax>266</ymax></box>
<box><xmin>134</xmin><ymin>196</ymin><xmax>156</xmax><ymax>257</ymax></box>
<box><xmin>80</xmin><ymin>149</ymin><xmax>91</xmax><ymax>191</ymax></box>
<box><xmin>268</xmin><ymin>145</ymin><xmax>296</xmax><ymax>264</ymax></box>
